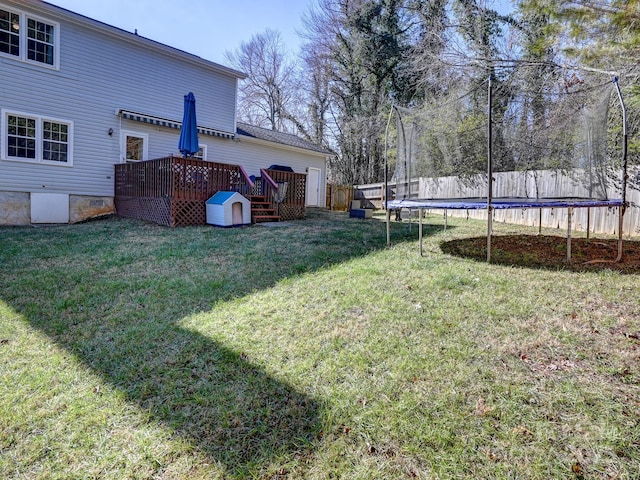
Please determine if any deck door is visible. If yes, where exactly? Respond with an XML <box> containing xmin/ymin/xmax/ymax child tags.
<box><xmin>120</xmin><ymin>130</ymin><xmax>148</xmax><ymax>162</ymax></box>
<box><xmin>306</xmin><ymin>167</ymin><xmax>321</xmax><ymax>206</ymax></box>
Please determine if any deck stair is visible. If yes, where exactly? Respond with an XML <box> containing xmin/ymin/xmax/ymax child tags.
<box><xmin>251</xmin><ymin>195</ymin><xmax>280</xmax><ymax>223</ymax></box>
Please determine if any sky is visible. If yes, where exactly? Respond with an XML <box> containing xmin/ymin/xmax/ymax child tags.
<box><xmin>47</xmin><ymin>0</ymin><xmax>314</xmax><ymax>65</ymax></box>
<box><xmin>47</xmin><ymin>0</ymin><xmax>513</xmax><ymax>68</ymax></box>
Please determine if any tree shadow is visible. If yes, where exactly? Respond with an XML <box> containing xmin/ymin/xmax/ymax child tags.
<box><xmin>83</xmin><ymin>320</ymin><xmax>317</xmax><ymax>474</ymax></box>
<box><xmin>6</xmin><ymin>288</ymin><xmax>319</xmax><ymax>477</ymax></box>
<box><xmin>440</xmin><ymin>234</ymin><xmax>640</xmax><ymax>274</ymax></box>
<box><xmin>0</xmin><ymin>209</ymin><xmax>435</xmax><ymax>476</ymax></box>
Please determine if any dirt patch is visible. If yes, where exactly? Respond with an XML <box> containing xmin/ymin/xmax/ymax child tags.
<box><xmin>441</xmin><ymin>235</ymin><xmax>640</xmax><ymax>273</ymax></box>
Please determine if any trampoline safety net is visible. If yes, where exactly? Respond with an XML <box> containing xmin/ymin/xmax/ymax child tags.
<box><xmin>391</xmin><ymin>67</ymin><xmax>624</xmax><ymax>204</ymax></box>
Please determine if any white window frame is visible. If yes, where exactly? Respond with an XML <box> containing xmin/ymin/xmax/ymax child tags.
<box><xmin>192</xmin><ymin>145</ymin><xmax>207</xmax><ymax>160</ymax></box>
<box><xmin>1</xmin><ymin>109</ymin><xmax>73</xmax><ymax>166</ymax></box>
<box><xmin>0</xmin><ymin>4</ymin><xmax>60</xmax><ymax>69</ymax></box>
<box><xmin>0</xmin><ymin>6</ymin><xmax>20</xmax><ymax>58</ymax></box>
<box><xmin>120</xmin><ymin>130</ymin><xmax>148</xmax><ymax>163</ymax></box>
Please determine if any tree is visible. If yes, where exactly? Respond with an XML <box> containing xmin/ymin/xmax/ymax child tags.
<box><xmin>299</xmin><ymin>42</ymin><xmax>333</xmax><ymax>148</ymax></box>
<box><xmin>517</xmin><ymin>0</ymin><xmax>640</xmax><ymax>164</ymax></box>
<box><xmin>301</xmin><ymin>0</ymin><xmax>415</xmax><ymax>184</ymax></box>
<box><xmin>225</xmin><ymin>29</ymin><xmax>299</xmax><ymax>132</ymax></box>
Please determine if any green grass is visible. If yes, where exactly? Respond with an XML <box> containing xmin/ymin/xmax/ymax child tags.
<box><xmin>1</xmin><ymin>209</ymin><xmax>639</xmax><ymax>479</ymax></box>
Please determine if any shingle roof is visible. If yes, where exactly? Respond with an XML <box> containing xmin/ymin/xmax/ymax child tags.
<box><xmin>236</xmin><ymin>122</ymin><xmax>333</xmax><ymax>155</ymax></box>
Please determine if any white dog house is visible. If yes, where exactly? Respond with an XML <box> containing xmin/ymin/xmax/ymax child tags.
<box><xmin>206</xmin><ymin>192</ymin><xmax>251</xmax><ymax>227</ymax></box>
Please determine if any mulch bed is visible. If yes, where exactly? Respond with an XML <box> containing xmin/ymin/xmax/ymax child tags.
<box><xmin>440</xmin><ymin>235</ymin><xmax>640</xmax><ymax>273</ymax></box>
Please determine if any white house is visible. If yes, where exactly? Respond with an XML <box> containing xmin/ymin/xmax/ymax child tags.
<box><xmin>0</xmin><ymin>0</ymin><xmax>330</xmax><ymax>225</ymax></box>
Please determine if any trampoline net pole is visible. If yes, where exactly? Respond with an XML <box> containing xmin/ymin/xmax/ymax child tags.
<box><xmin>419</xmin><ymin>208</ymin><xmax>424</xmax><ymax>256</ymax></box>
<box><xmin>487</xmin><ymin>75</ymin><xmax>493</xmax><ymax>263</ymax></box>
<box><xmin>386</xmin><ymin>208</ymin><xmax>391</xmax><ymax>246</ymax></box>
<box><xmin>614</xmin><ymin>77</ymin><xmax>627</xmax><ymax>262</ymax></box>
<box><xmin>567</xmin><ymin>207</ymin><xmax>573</xmax><ymax>264</ymax></box>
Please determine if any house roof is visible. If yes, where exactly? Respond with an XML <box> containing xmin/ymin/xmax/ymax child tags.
<box><xmin>206</xmin><ymin>191</ymin><xmax>249</xmax><ymax>205</ymax></box>
<box><xmin>236</xmin><ymin>122</ymin><xmax>333</xmax><ymax>156</ymax></box>
<box><xmin>35</xmin><ymin>0</ymin><xmax>246</xmax><ymax>79</ymax></box>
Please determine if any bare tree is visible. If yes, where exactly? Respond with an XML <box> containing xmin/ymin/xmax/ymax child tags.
<box><xmin>225</xmin><ymin>29</ymin><xmax>299</xmax><ymax>132</ymax></box>
<box><xmin>297</xmin><ymin>43</ymin><xmax>333</xmax><ymax>148</ymax></box>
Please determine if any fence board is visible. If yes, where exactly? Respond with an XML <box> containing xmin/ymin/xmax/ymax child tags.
<box><xmin>327</xmin><ymin>185</ymin><xmax>353</xmax><ymax>211</ymax></box>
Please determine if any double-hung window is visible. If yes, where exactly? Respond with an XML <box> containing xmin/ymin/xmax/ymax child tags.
<box><xmin>2</xmin><ymin>110</ymin><xmax>73</xmax><ymax>166</ymax></box>
<box><xmin>0</xmin><ymin>6</ymin><xmax>59</xmax><ymax>68</ymax></box>
<box><xmin>0</xmin><ymin>8</ymin><xmax>20</xmax><ymax>56</ymax></box>
<box><xmin>193</xmin><ymin>145</ymin><xmax>207</xmax><ymax>160</ymax></box>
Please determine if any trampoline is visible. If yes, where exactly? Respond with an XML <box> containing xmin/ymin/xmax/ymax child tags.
<box><xmin>388</xmin><ymin>197</ymin><xmax>623</xmax><ymax>211</ymax></box>
<box><xmin>385</xmin><ymin>71</ymin><xmax>629</xmax><ymax>263</ymax></box>
<box><xmin>387</xmin><ymin>197</ymin><xmax>624</xmax><ymax>261</ymax></box>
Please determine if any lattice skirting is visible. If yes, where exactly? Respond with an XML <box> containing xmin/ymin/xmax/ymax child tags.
<box><xmin>115</xmin><ymin>196</ymin><xmax>172</xmax><ymax>226</ymax></box>
<box><xmin>117</xmin><ymin>195</ymin><xmax>301</xmax><ymax>226</ymax></box>
<box><xmin>279</xmin><ymin>204</ymin><xmax>305</xmax><ymax>221</ymax></box>
<box><xmin>172</xmin><ymin>200</ymin><xmax>206</xmax><ymax>226</ymax></box>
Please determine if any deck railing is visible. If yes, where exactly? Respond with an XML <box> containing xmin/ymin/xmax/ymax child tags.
<box><xmin>264</xmin><ymin>168</ymin><xmax>307</xmax><ymax>221</ymax></box>
<box><xmin>114</xmin><ymin>156</ymin><xmax>254</xmax><ymax>226</ymax></box>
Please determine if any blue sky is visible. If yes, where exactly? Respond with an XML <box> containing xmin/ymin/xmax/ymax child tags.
<box><xmin>47</xmin><ymin>0</ymin><xmax>314</xmax><ymax>64</ymax></box>
<box><xmin>48</xmin><ymin>0</ymin><xmax>514</xmax><ymax>67</ymax></box>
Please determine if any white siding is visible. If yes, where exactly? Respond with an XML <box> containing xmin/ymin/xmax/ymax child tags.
<box><xmin>201</xmin><ymin>136</ymin><xmax>327</xmax><ymax>208</ymax></box>
<box><xmin>125</xmin><ymin>121</ymin><xmax>328</xmax><ymax>207</ymax></box>
<box><xmin>0</xmin><ymin>0</ymin><xmax>238</xmax><ymax>197</ymax></box>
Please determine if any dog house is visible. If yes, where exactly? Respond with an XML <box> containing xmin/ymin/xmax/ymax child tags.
<box><xmin>206</xmin><ymin>191</ymin><xmax>251</xmax><ymax>227</ymax></box>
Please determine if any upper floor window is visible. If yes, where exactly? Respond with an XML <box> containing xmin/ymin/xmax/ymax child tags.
<box><xmin>0</xmin><ymin>9</ymin><xmax>20</xmax><ymax>56</ymax></box>
<box><xmin>27</xmin><ymin>17</ymin><xmax>55</xmax><ymax>65</ymax></box>
<box><xmin>2</xmin><ymin>110</ymin><xmax>73</xmax><ymax>166</ymax></box>
<box><xmin>0</xmin><ymin>6</ymin><xmax>58</xmax><ymax>68</ymax></box>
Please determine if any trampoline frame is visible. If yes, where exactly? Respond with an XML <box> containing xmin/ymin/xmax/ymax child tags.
<box><xmin>385</xmin><ymin>76</ymin><xmax>629</xmax><ymax>264</ymax></box>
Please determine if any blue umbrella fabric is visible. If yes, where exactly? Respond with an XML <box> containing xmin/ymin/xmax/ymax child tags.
<box><xmin>178</xmin><ymin>92</ymin><xmax>199</xmax><ymax>157</ymax></box>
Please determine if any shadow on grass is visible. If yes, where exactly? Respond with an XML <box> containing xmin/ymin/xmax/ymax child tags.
<box><xmin>441</xmin><ymin>234</ymin><xmax>640</xmax><ymax>273</ymax></box>
<box><xmin>0</xmin><ymin>209</ymin><xmax>433</xmax><ymax>476</ymax></box>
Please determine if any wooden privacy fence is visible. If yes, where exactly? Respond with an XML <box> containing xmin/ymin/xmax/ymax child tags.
<box><xmin>355</xmin><ymin>180</ymin><xmax>419</xmax><ymax>209</ymax></box>
<box><xmin>355</xmin><ymin>169</ymin><xmax>640</xmax><ymax>237</ymax></box>
<box><xmin>326</xmin><ymin>184</ymin><xmax>354</xmax><ymax>211</ymax></box>
<box><xmin>114</xmin><ymin>156</ymin><xmax>253</xmax><ymax>226</ymax></box>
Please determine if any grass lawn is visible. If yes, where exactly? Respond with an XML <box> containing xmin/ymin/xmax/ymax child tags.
<box><xmin>1</xmin><ymin>209</ymin><xmax>639</xmax><ymax>479</ymax></box>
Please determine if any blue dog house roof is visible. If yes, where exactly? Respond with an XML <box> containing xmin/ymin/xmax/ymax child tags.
<box><xmin>206</xmin><ymin>191</ymin><xmax>244</xmax><ymax>205</ymax></box>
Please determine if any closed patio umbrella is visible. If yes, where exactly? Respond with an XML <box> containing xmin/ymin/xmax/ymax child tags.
<box><xmin>178</xmin><ymin>92</ymin><xmax>199</xmax><ymax>157</ymax></box>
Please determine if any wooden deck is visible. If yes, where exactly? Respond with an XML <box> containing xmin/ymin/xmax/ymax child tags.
<box><xmin>114</xmin><ymin>156</ymin><xmax>307</xmax><ymax>226</ymax></box>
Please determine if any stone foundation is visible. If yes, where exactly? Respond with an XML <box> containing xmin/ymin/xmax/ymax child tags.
<box><xmin>69</xmin><ymin>195</ymin><xmax>115</xmax><ymax>223</ymax></box>
<box><xmin>0</xmin><ymin>191</ymin><xmax>115</xmax><ymax>225</ymax></box>
<box><xmin>0</xmin><ymin>192</ymin><xmax>30</xmax><ymax>225</ymax></box>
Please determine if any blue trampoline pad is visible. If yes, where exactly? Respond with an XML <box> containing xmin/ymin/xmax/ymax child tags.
<box><xmin>387</xmin><ymin>197</ymin><xmax>623</xmax><ymax>210</ymax></box>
